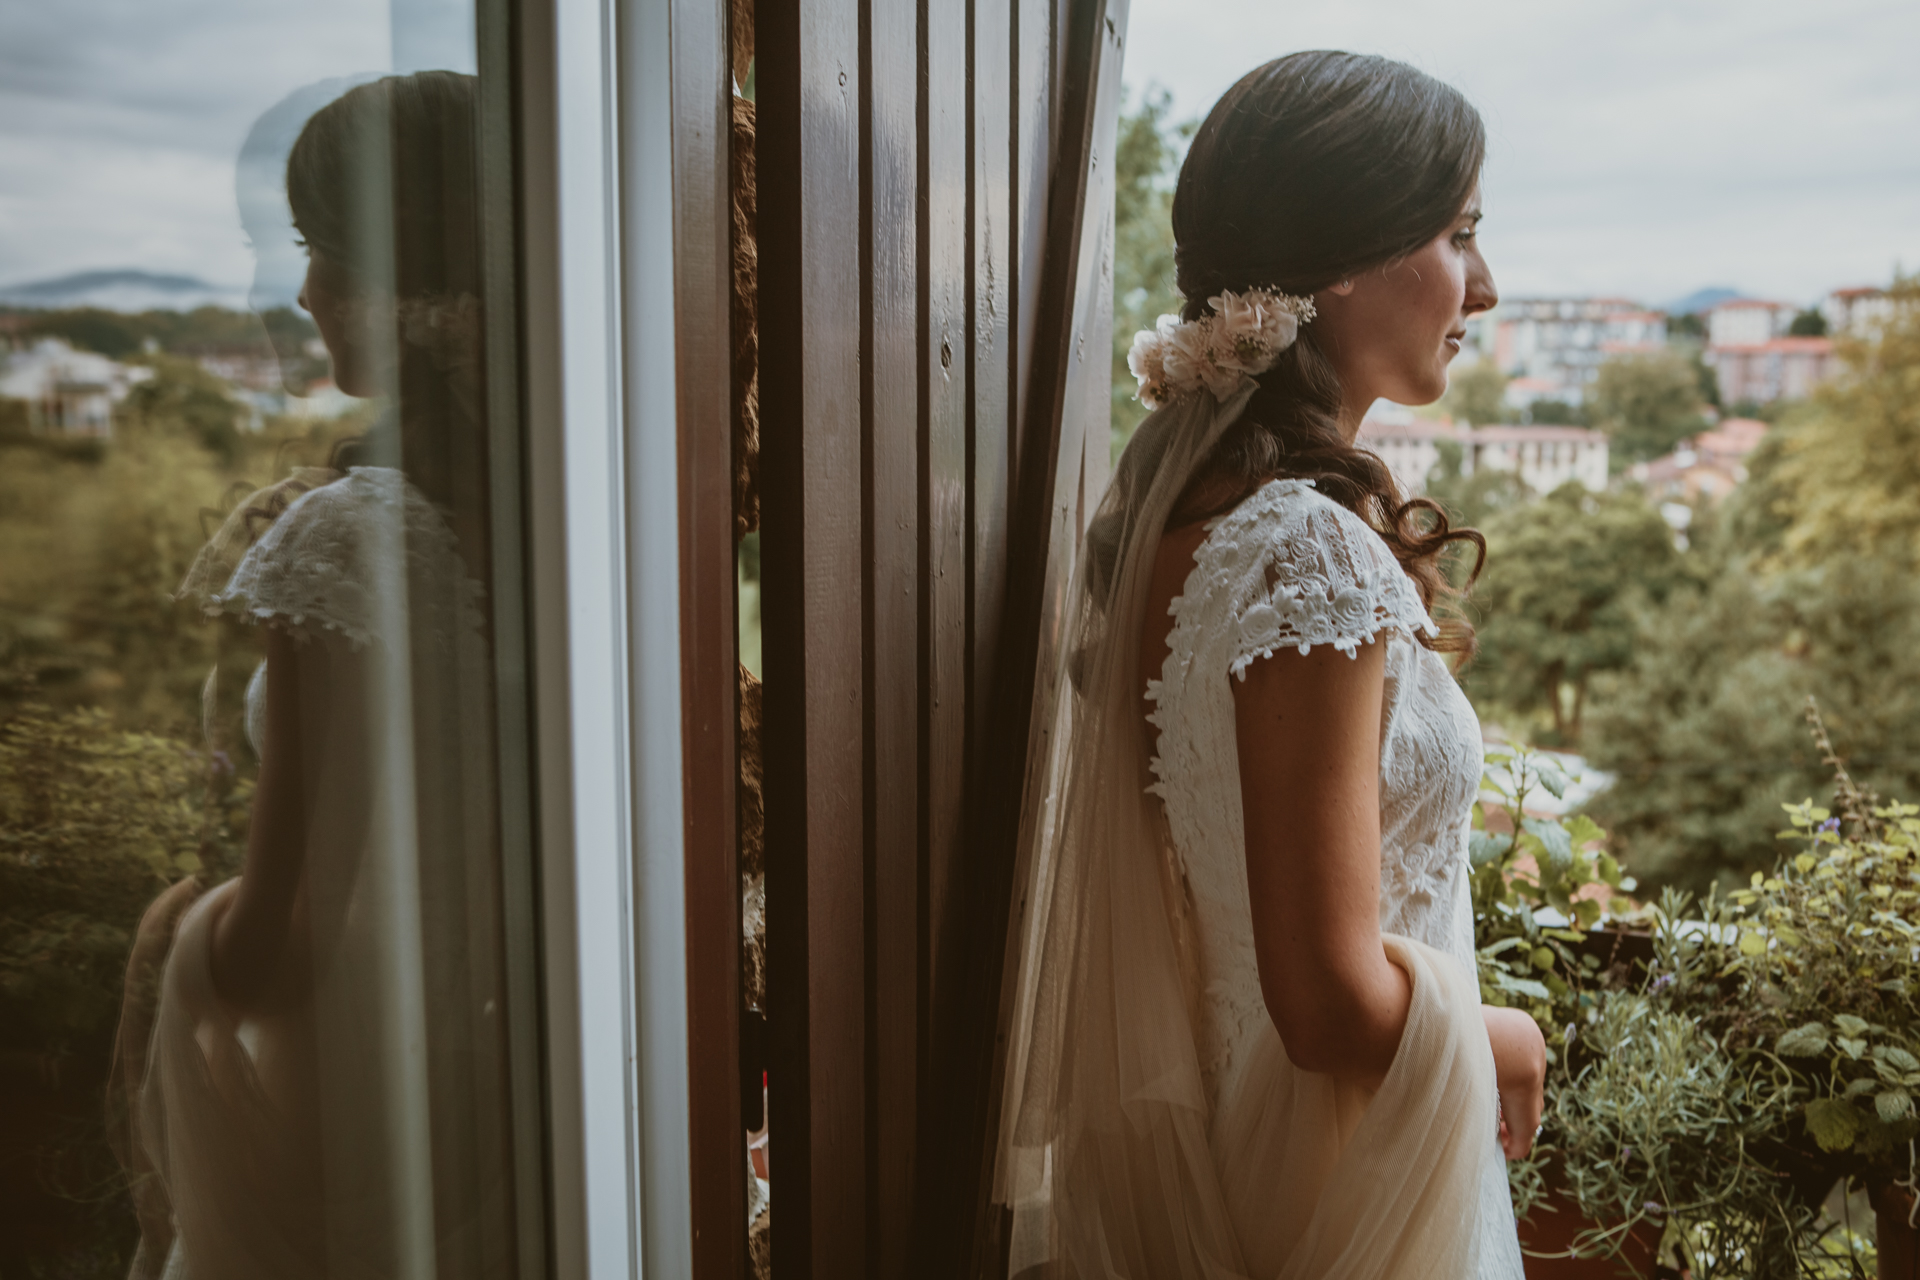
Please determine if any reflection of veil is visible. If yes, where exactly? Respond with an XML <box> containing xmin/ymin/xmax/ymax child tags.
<box><xmin>990</xmin><ymin>381</ymin><xmax>1499</xmax><ymax>1276</ymax></box>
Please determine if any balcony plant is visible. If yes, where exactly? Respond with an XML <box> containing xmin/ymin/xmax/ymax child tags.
<box><xmin>1476</xmin><ymin>709</ymin><xmax>1920</xmax><ymax>1276</ymax></box>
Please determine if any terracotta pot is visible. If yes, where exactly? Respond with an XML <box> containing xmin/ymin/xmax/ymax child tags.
<box><xmin>1876</xmin><ymin>1182</ymin><xmax>1918</xmax><ymax>1280</ymax></box>
<box><xmin>1518</xmin><ymin>1190</ymin><xmax>1661</xmax><ymax>1278</ymax></box>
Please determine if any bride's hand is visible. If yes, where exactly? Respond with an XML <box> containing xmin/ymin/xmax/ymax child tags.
<box><xmin>1483</xmin><ymin>1006</ymin><xmax>1546</xmax><ymax>1160</ymax></box>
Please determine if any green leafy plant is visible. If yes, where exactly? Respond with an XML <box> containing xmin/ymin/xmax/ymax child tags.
<box><xmin>1472</xmin><ymin>744</ymin><xmax>1634</xmax><ymax>1067</ymax></box>
<box><xmin>1486</xmin><ymin>706</ymin><xmax>1919</xmax><ymax>1275</ymax></box>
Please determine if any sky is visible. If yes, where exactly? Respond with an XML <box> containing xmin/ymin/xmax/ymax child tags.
<box><xmin>1</xmin><ymin>1</ymin><xmax>1913</xmax><ymax>313</ymax></box>
<box><xmin>0</xmin><ymin>0</ymin><xmax>471</xmax><ymax>305</ymax></box>
<box><xmin>1122</xmin><ymin>0</ymin><xmax>1920</xmax><ymax>307</ymax></box>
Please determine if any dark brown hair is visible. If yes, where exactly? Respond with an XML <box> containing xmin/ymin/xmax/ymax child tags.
<box><xmin>286</xmin><ymin>72</ymin><xmax>485</xmax><ymax>524</ymax></box>
<box><xmin>1170</xmin><ymin>51</ymin><xmax>1487</xmax><ymax>652</ymax></box>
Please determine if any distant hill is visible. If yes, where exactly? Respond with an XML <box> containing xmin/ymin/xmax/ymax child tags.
<box><xmin>0</xmin><ymin>269</ymin><xmax>248</xmax><ymax>314</ymax></box>
<box><xmin>1664</xmin><ymin>286</ymin><xmax>1744</xmax><ymax>316</ymax></box>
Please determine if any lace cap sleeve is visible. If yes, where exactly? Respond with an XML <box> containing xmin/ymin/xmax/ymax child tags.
<box><xmin>1192</xmin><ymin>478</ymin><xmax>1437</xmax><ymax>676</ymax></box>
<box><xmin>210</xmin><ymin>467</ymin><xmax>483</xmax><ymax>649</ymax></box>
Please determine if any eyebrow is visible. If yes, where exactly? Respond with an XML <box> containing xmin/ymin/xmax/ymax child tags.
<box><xmin>1462</xmin><ymin>209</ymin><xmax>1484</xmax><ymax>225</ymax></box>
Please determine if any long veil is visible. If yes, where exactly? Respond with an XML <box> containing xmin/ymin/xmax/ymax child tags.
<box><xmin>994</xmin><ymin>382</ymin><xmax>1255</xmax><ymax>1276</ymax></box>
<box><xmin>990</xmin><ymin>380</ymin><xmax>1504</xmax><ymax>1277</ymax></box>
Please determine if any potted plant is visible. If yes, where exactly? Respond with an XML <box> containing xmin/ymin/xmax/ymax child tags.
<box><xmin>1476</xmin><ymin>709</ymin><xmax>1920</xmax><ymax>1277</ymax></box>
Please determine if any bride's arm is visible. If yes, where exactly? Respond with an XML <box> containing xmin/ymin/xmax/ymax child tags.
<box><xmin>211</xmin><ymin>626</ymin><xmax>311</xmax><ymax>1006</ymax></box>
<box><xmin>210</xmin><ymin>625</ymin><xmax>373</xmax><ymax>1008</ymax></box>
<box><xmin>1233</xmin><ymin>640</ymin><xmax>1410</xmax><ymax>1076</ymax></box>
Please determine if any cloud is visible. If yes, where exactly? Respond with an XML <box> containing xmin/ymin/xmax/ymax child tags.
<box><xmin>1123</xmin><ymin>0</ymin><xmax>1920</xmax><ymax>303</ymax></box>
<box><xmin>0</xmin><ymin>0</ymin><xmax>473</xmax><ymax>300</ymax></box>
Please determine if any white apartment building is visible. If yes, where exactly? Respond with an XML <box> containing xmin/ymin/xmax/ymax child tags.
<box><xmin>1469</xmin><ymin>425</ymin><xmax>1611</xmax><ymax>494</ymax></box>
<box><xmin>1705</xmin><ymin>298</ymin><xmax>1795</xmax><ymax>347</ymax></box>
<box><xmin>1485</xmin><ymin>298</ymin><xmax>1667</xmax><ymax>403</ymax></box>
<box><xmin>1357</xmin><ymin>411</ymin><xmax>1609</xmax><ymax>497</ymax></box>
<box><xmin>1822</xmin><ymin>286</ymin><xmax>1895</xmax><ymax>337</ymax></box>
<box><xmin>0</xmin><ymin>337</ymin><xmax>149</xmax><ymax>437</ymax></box>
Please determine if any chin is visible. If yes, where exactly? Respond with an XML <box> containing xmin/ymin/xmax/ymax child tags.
<box><xmin>1400</xmin><ymin>376</ymin><xmax>1448</xmax><ymax>408</ymax></box>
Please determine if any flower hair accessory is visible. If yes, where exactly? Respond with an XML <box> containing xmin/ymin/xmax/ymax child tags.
<box><xmin>1126</xmin><ymin>287</ymin><xmax>1317</xmax><ymax>409</ymax></box>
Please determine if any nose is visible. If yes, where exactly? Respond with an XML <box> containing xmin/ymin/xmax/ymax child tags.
<box><xmin>1464</xmin><ymin>250</ymin><xmax>1498</xmax><ymax>317</ymax></box>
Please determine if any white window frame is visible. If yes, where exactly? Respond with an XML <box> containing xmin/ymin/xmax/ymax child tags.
<box><xmin>521</xmin><ymin>0</ymin><xmax>691</xmax><ymax>1272</ymax></box>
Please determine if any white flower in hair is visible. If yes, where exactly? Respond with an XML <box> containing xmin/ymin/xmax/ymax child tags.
<box><xmin>1128</xmin><ymin>286</ymin><xmax>1316</xmax><ymax>410</ymax></box>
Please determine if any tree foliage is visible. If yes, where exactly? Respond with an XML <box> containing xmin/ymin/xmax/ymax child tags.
<box><xmin>1109</xmin><ymin>85</ymin><xmax>1190</xmax><ymax>459</ymax></box>
<box><xmin>1575</xmin><ymin>284</ymin><xmax>1920</xmax><ymax>893</ymax></box>
<box><xmin>1440</xmin><ymin>360</ymin><xmax>1510</xmax><ymax>427</ymax></box>
<box><xmin>1423</xmin><ymin>439</ymin><xmax>1530</xmax><ymax>528</ymax></box>
<box><xmin>0</xmin><ymin>703</ymin><xmax>248</xmax><ymax>1052</ymax></box>
<box><xmin>6</xmin><ymin>304</ymin><xmax>317</xmax><ymax>361</ymax></box>
<box><xmin>1581</xmin><ymin>555</ymin><xmax>1920</xmax><ymax>895</ymax></box>
<box><xmin>1588</xmin><ymin>348</ymin><xmax>1709</xmax><ymax>467</ymax></box>
<box><xmin>1465</xmin><ymin>483</ymin><xmax>1685</xmax><ymax>742</ymax></box>
<box><xmin>123</xmin><ymin>356</ymin><xmax>245</xmax><ymax>460</ymax></box>
<box><xmin>1765</xmin><ymin>279</ymin><xmax>1920</xmax><ymax>571</ymax></box>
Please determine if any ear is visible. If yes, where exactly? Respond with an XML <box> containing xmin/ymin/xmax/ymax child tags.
<box><xmin>1328</xmin><ymin>279</ymin><xmax>1356</xmax><ymax>296</ymax></box>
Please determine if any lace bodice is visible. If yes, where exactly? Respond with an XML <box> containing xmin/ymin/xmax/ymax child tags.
<box><xmin>214</xmin><ymin>467</ymin><xmax>487</xmax><ymax>652</ymax></box>
<box><xmin>211</xmin><ymin>467</ymin><xmax>488</xmax><ymax>758</ymax></box>
<box><xmin>1144</xmin><ymin>478</ymin><xmax>1484</xmax><ymax>1106</ymax></box>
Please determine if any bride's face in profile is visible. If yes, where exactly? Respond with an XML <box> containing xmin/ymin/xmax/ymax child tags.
<box><xmin>298</xmin><ymin>249</ymin><xmax>395</xmax><ymax>399</ymax></box>
<box><xmin>1312</xmin><ymin>190</ymin><xmax>1497</xmax><ymax>427</ymax></box>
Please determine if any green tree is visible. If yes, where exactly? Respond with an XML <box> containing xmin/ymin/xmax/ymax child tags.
<box><xmin>123</xmin><ymin>356</ymin><xmax>243</xmax><ymax>461</ymax></box>
<box><xmin>1526</xmin><ymin>399</ymin><xmax>1585</xmax><ymax>426</ymax></box>
<box><xmin>1786</xmin><ymin>307</ymin><xmax>1827</xmax><ymax>337</ymax></box>
<box><xmin>1109</xmin><ymin>84</ymin><xmax>1191</xmax><ymax>459</ymax></box>
<box><xmin>1465</xmin><ymin>483</ymin><xmax>1685</xmax><ymax>742</ymax></box>
<box><xmin>0</xmin><ymin>703</ymin><xmax>246</xmax><ymax>1051</ymax></box>
<box><xmin>1765</xmin><ymin>279</ymin><xmax>1920</xmax><ymax>570</ymax></box>
<box><xmin>1423</xmin><ymin>439</ymin><xmax>1529</xmax><ymax>528</ymax></box>
<box><xmin>1581</xmin><ymin>557</ymin><xmax>1920</xmax><ymax>894</ymax></box>
<box><xmin>1573</xmin><ymin>284</ymin><xmax>1920</xmax><ymax>892</ymax></box>
<box><xmin>1441</xmin><ymin>360</ymin><xmax>1510</xmax><ymax>427</ymax></box>
<box><xmin>1588</xmin><ymin>349</ymin><xmax>1709</xmax><ymax>467</ymax></box>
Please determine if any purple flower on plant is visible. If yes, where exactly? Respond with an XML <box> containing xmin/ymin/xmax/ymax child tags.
<box><xmin>1651</xmin><ymin>973</ymin><xmax>1674</xmax><ymax>992</ymax></box>
<box><xmin>1818</xmin><ymin>817</ymin><xmax>1841</xmax><ymax>834</ymax></box>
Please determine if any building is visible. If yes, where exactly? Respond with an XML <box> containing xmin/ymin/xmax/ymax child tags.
<box><xmin>1628</xmin><ymin>417</ymin><xmax>1767</xmax><ymax>503</ymax></box>
<box><xmin>1356</xmin><ymin>411</ymin><xmax>1470</xmax><ymax>496</ymax></box>
<box><xmin>1822</xmin><ymin>286</ymin><xmax>1894</xmax><ymax>338</ymax></box>
<box><xmin>0</xmin><ymin>336</ymin><xmax>148</xmax><ymax>437</ymax></box>
<box><xmin>1483</xmin><ymin>298</ymin><xmax>1667</xmax><ymax>403</ymax></box>
<box><xmin>1705</xmin><ymin>298</ymin><xmax>1795</xmax><ymax>347</ymax></box>
<box><xmin>1469</xmin><ymin>424</ymin><xmax>1611</xmax><ymax>493</ymax></box>
<box><xmin>1357</xmin><ymin>409</ymin><xmax>1610</xmax><ymax>496</ymax></box>
<box><xmin>1705</xmin><ymin>336</ymin><xmax>1840</xmax><ymax>405</ymax></box>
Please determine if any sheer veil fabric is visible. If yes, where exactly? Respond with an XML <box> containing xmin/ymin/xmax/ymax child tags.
<box><xmin>991</xmin><ymin>384</ymin><xmax>1514</xmax><ymax>1278</ymax></box>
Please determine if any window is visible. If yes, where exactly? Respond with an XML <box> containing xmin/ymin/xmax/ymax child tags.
<box><xmin>0</xmin><ymin>4</ymin><xmax>545</xmax><ymax>1274</ymax></box>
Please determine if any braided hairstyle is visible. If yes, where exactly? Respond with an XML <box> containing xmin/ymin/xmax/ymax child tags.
<box><xmin>1169</xmin><ymin>51</ymin><xmax>1487</xmax><ymax>653</ymax></box>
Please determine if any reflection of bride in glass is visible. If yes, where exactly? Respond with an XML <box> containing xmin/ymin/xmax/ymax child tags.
<box><xmin>131</xmin><ymin>71</ymin><xmax>517</xmax><ymax>1280</ymax></box>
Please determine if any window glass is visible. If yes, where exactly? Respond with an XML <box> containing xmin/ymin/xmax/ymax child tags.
<box><xmin>0</xmin><ymin>4</ymin><xmax>535</xmax><ymax>1276</ymax></box>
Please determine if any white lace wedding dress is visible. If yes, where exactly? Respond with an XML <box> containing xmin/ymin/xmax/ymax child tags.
<box><xmin>139</xmin><ymin>466</ymin><xmax>511</xmax><ymax>1280</ymax></box>
<box><xmin>1144</xmin><ymin>478</ymin><xmax>1524</xmax><ymax>1276</ymax></box>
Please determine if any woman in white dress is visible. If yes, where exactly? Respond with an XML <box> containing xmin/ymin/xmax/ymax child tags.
<box><xmin>125</xmin><ymin>73</ymin><xmax>517</xmax><ymax>1280</ymax></box>
<box><xmin>993</xmin><ymin>52</ymin><xmax>1544</xmax><ymax>1277</ymax></box>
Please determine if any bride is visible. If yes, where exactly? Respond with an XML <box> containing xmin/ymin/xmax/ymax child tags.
<box><xmin>126</xmin><ymin>73</ymin><xmax>515</xmax><ymax>1280</ymax></box>
<box><xmin>993</xmin><ymin>52</ymin><xmax>1543</xmax><ymax>1277</ymax></box>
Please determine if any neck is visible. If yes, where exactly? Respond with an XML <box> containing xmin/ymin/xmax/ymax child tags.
<box><xmin>1335</xmin><ymin>394</ymin><xmax>1369</xmax><ymax>445</ymax></box>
